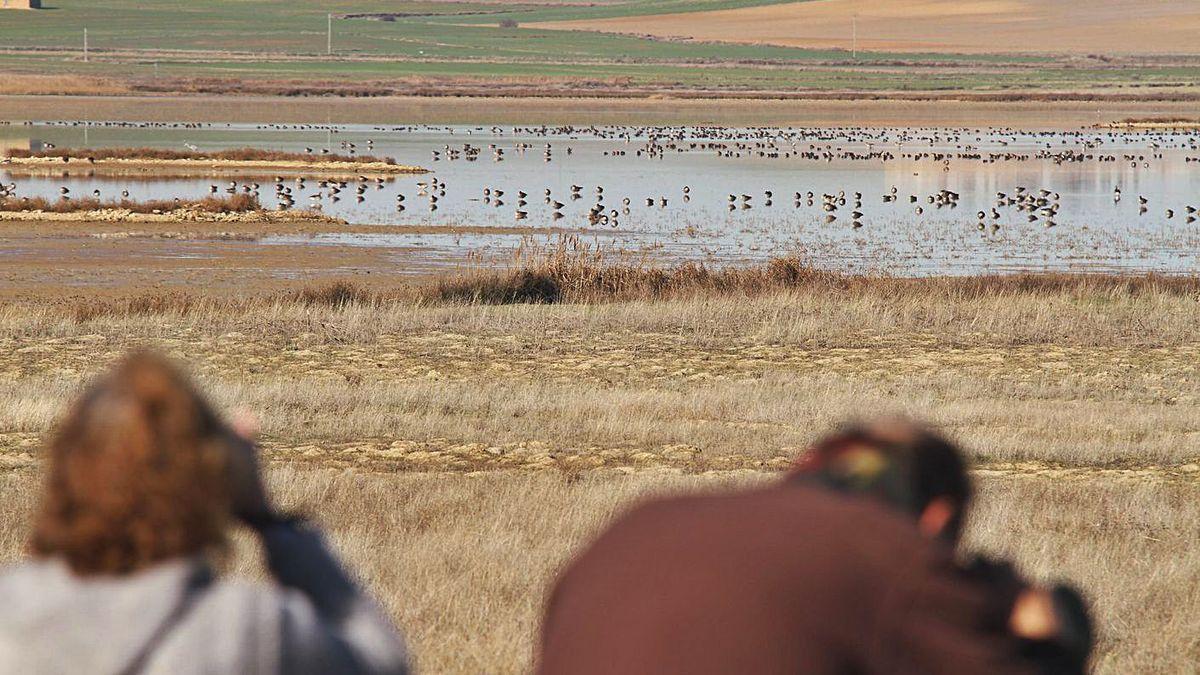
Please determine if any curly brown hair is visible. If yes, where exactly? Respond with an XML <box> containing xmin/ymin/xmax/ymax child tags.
<box><xmin>30</xmin><ymin>351</ymin><xmax>234</xmax><ymax>576</ymax></box>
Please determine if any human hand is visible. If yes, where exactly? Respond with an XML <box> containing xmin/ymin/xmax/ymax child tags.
<box><xmin>1010</xmin><ymin>588</ymin><xmax>1058</xmax><ymax>640</ymax></box>
<box><xmin>224</xmin><ymin>410</ymin><xmax>273</xmax><ymax>525</ymax></box>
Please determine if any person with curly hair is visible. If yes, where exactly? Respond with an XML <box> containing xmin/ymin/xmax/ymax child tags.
<box><xmin>0</xmin><ymin>351</ymin><xmax>409</xmax><ymax>675</ymax></box>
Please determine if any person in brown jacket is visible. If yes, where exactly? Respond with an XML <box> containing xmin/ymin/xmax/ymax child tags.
<box><xmin>538</xmin><ymin>419</ymin><xmax>1091</xmax><ymax>675</ymax></box>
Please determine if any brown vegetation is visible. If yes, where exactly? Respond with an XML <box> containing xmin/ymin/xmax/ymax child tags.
<box><xmin>124</xmin><ymin>77</ymin><xmax>1200</xmax><ymax>102</ymax></box>
<box><xmin>0</xmin><ymin>74</ymin><xmax>129</xmax><ymax>96</ymax></box>
<box><xmin>33</xmin><ymin>239</ymin><xmax>1200</xmax><ymax>314</ymax></box>
<box><xmin>5</xmin><ymin>245</ymin><xmax>1200</xmax><ymax>373</ymax></box>
<box><xmin>1117</xmin><ymin>116</ymin><xmax>1198</xmax><ymax>123</ymax></box>
<box><xmin>0</xmin><ymin>193</ymin><xmax>261</xmax><ymax>214</ymax></box>
<box><xmin>428</xmin><ymin>240</ymin><xmax>1200</xmax><ymax>305</ymax></box>
<box><xmin>6</xmin><ymin>146</ymin><xmax>396</xmax><ymax>165</ymax></box>
<box><xmin>1108</xmin><ymin>116</ymin><xmax>1200</xmax><ymax>128</ymax></box>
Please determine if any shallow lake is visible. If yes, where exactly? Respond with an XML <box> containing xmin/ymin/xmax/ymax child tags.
<box><xmin>4</xmin><ymin>120</ymin><xmax>1200</xmax><ymax>275</ymax></box>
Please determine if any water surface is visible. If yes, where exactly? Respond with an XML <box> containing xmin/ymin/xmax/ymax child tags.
<box><xmin>4</xmin><ymin>120</ymin><xmax>1200</xmax><ymax>275</ymax></box>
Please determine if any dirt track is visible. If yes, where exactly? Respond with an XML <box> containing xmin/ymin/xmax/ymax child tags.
<box><xmin>538</xmin><ymin>0</ymin><xmax>1200</xmax><ymax>55</ymax></box>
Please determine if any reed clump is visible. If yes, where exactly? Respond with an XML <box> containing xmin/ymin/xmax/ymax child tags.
<box><xmin>428</xmin><ymin>238</ymin><xmax>1200</xmax><ymax>305</ymax></box>
<box><xmin>431</xmin><ymin>238</ymin><xmax>839</xmax><ymax>304</ymax></box>
<box><xmin>285</xmin><ymin>280</ymin><xmax>379</xmax><ymax>307</ymax></box>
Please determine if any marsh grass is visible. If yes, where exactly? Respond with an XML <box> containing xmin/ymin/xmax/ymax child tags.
<box><xmin>431</xmin><ymin>238</ymin><xmax>1200</xmax><ymax>305</ymax></box>
<box><xmin>8</xmin><ymin>243</ymin><xmax>1200</xmax><ymax>350</ymax></box>
<box><xmin>10</xmin><ymin>236</ymin><xmax>1200</xmax><ymax>317</ymax></box>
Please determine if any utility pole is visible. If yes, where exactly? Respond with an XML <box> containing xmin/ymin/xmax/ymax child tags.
<box><xmin>327</xmin><ymin>13</ymin><xmax>332</xmax><ymax>55</ymax></box>
<box><xmin>851</xmin><ymin>14</ymin><xmax>857</xmax><ymax>60</ymax></box>
<box><xmin>83</xmin><ymin>27</ymin><xmax>88</xmax><ymax>63</ymax></box>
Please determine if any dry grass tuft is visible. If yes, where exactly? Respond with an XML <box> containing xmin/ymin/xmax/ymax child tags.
<box><xmin>433</xmin><ymin>240</ymin><xmax>835</xmax><ymax>304</ymax></box>
<box><xmin>284</xmin><ymin>280</ymin><xmax>380</xmax><ymax>308</ymax></box>
<box><xmin>265</xmin><ymin>238</ymin><xmax>1200</xmax><ymax>308</ymax></box>
<box><xmin>65</xmin><ymin>292</ymin><xmax>206</xmax><ymax>323</ymax></box>
<box><xmin>428</xmin><ymin>238</ymin><xmax>1200</xmax><ymax>305</ymax></box>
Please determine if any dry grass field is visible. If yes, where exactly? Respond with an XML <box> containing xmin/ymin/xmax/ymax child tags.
<box><xmin>539</xmin><ymin>0</ymin><xmax>1200</xmax><ymax>55</ymax></box>
<box><xmin>3</xmin><ymin>470</ymin><xmax>1196</xmax><ymax>674</ymax></box>
<box><xmin>0</xmin><ymin>260</ymin><xmax>1198</xmax><ymax>672</ymax></box>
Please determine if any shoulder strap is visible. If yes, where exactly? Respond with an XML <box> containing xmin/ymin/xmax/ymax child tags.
<box><xmin>118</xmin><ymin>565</ymin><xmax>214</xmax><ymax>675</ymax></box>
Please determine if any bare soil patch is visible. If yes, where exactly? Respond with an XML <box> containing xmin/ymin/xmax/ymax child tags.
<box><xmin>539</xmin><ymin>0</ymin><xmax>1200</xmax><ymax>56</ymax></box>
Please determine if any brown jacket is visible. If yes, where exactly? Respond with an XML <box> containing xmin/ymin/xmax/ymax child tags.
<box><xmin>539</xmin><ymin>482</ymin><xmax>1034</xmax><ymax>675</ymax></box>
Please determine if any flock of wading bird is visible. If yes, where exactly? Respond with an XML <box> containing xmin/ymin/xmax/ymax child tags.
<box><xmin>3</xmin><ymin>173</ymin><xmax>1198</xmax><ymax>233</ymax></box>
<box><xmin>5</xmin><ymin>122</ymin><xmax>1200</xmax><ymax>231</ymax></box>
<box><xmin>358</xmin><ymin>124</ymin><xmax>1200</xmax><ymax>229</ymax></box>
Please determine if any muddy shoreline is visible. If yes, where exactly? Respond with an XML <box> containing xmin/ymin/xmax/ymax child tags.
<box><xmin>0</xmin><ymin>216</ymin><xmax>595</xmax><ymax>299</ymax></box>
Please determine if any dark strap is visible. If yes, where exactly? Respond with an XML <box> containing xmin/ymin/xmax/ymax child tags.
<box><xmin>118</xmin><ymin>565</ymin><xmax>213</xmax><ymax>675</ymax></box>
<box><xmin>240</xmin><ymin>510</ymin><xmax>307</xmax><ymax>533</ymax></box>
